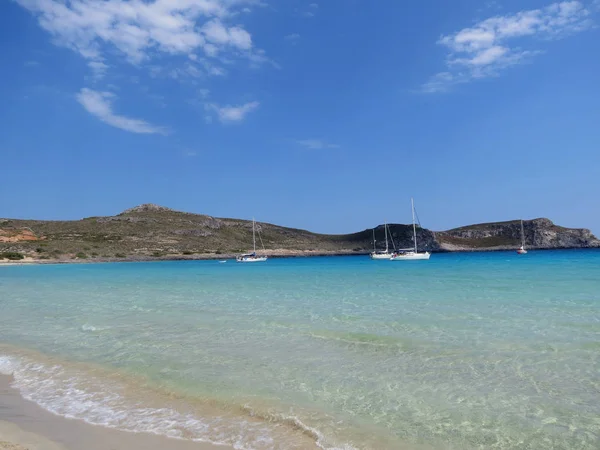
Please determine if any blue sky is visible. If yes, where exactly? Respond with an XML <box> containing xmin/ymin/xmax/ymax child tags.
<box><xmin>1</xmin><ymin>0</ymin><xmax>599</xmax><ymax>234</ymax></box>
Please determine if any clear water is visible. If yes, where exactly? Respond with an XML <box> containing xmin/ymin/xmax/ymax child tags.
<box><xmin>1</xmin><ymin>251</ymin><xmax>599</xmax><ymax>449</ymax></box>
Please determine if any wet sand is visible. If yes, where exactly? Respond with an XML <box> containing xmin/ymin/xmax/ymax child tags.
<box><xmin>0</xmin><ymin>375</ymin><xmax>230</xmax><ymax>450</ymax></box>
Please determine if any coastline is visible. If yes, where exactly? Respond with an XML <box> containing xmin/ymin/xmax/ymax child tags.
<box><xmin>0</xmin><ymin>374</ymin><xmax>229</xmax><ymax>450</ymax></box>
<box><xmin>1</xmin><ymin>246</ymin><xmax>598</xmax><ymax>266</ymax></box>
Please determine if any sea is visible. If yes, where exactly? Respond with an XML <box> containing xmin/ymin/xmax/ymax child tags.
<box><xmin>1</xmin><ymin>250</ymin><xmax>599</xmax><ymax>449</ymax></box>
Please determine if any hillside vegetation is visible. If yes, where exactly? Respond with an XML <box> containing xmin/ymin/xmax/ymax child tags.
<box><xmin>1</xmin><ymin>204</ymin><xmax>598</xmax><ymax>262</ymax></box>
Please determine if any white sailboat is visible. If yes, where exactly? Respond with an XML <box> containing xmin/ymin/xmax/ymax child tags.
<box><xmin>517</xmin><ymin>219</ymin><xmax>527</xmax><ymax>255</ymax></box>
<box><xmin>390</xmin><ymin>198</ymin><xmax>431</xmax><ymax>261</ymax></box>
<box><xmin>236</xmin><ymin>218</ymin><xmax>268</xmax><ymax>263</ymax></box>
<box><xmin>370</xmin><ymin>222</ymin><xmax>393</xmax><ymax>260</ymax></box>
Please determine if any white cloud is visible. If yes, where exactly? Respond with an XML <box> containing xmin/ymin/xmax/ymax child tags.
<box><xmin>298</xmin><ymin>3</ymin><xmax>319</xmax><ymax>18</ymax></box>
<box><xmin>285</xmin><ymin>33</ymin><xmax>301</xmax><ymax>43</ymax></box>
<box><xmin>15</xmin><ymin>0</ymin><xmax>269</xmax><ymax>75</ymax></box>
<box><xmin>201</xmin><ymin>19</ymin><xmax>252</xmax><ymax>50</ymax></box>
<box><xmin>76</xmin><ymin>88</ymin><xmax>168</xmax><ymax>134</ymax></box>
<box><xmin>296</xmin><ymin>139</ymin><xmax>340</xmax><ymax>150</ymax></box>
<box><xmin>88</xmin><ymin>60</ymin><xmax>108</xmax><ymax>80</ymax></box>
<box><xmin>423</xmin><ymin>1</ymin><xmax>595</xmax><ymax>92</ymax></box>
<box><xmin>206</xmin><ymin>101</ymin><xmax>259</xmax><ymax>123</ymax></box>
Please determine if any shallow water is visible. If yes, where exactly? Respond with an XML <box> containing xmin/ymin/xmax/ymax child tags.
<box><xmin>1</xmin><ymin>251</ymin><xmax>599</xmax><ymax>449</ymax></box>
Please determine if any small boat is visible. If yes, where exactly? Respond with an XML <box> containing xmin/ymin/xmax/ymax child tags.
<box><xmin>517</xmin><ymin>219</ymin><xmax>528</xmax><ymax>254</ymax></box>
<box><xmin>370</xmin><ymin>222</ymin><xmax>393</xmax><ymax>260</ymax></box>
<box><xmin>219</xmin><ymin>260</ymin><xmax>227</xmax><ymax>263</ymax></box>
<box><xmin>236</xmin><ymin>218</ymin><xmax>268</xmax><ymax>263</ymax></box>
<box><xmin>390</xmin><ymin>198</ymin><xmax>431</xmax><ymax>261</ymax></box>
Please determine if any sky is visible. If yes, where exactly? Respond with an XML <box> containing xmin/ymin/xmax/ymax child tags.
<box><xmin>1</xmin><ymin>0</ymin><xmax>599</xmax><ymax>235</ymax></box>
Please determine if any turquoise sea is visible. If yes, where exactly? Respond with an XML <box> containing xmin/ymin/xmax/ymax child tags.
<box><xmin>1</xmin><ymin>250</ymin><xmax>599</xmax><ymax>449</ymax></box>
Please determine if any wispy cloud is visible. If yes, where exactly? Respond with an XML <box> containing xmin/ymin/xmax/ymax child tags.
<box><xmin>285</xmin><ymin>33</ymin><xmax>301</xmax><ymax>44</ymax></box>
<box><xmin>88</xmin><ymin>61</ymin><xmax>108</xmax><ymax>81</ymax></box>
<box><xmin>479</xmin><ymin>0</ymin><xmax>502</xmax><ymax>13</ymax></box>
<box><xmin>298</xmin><ymin>2</ymin><xmax>319</xmax><ymax>18</ymax></box>
<box><xmin>15</xmin><ymin>0</ymin><xmax>271</xmax><ymax>131</ymax></box>
<box><xmin>422</xmin><ymin>1</ymin><xmax>596</xmax><ymax>93</ymax></box>
<box><xmin>24</xmin><ymin>60</ymin><xmax>40</xmax><ymax>67</ymax></box>
<box><xmin>296</xmin><ymin>139</ymin><xmax>340</xmax><ymax>150</ymax></box>
<box><xmin>76</xmin><ymin>88</ymin><xmax>168</xmax><ymax>134</ymax></box>
<box><xmin>205</xmin><ymin>101</ymin><xmax>260</xmax><ymax>123</ymax></box>
<box><xmin>14</xmin><ymin>0</ymin><xmax>271</xmax><ymax>78</ymax></box>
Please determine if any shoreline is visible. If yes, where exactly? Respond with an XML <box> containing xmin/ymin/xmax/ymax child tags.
<box><xmin>0</xmin><ymin>374</ymin><xmax>229</xmax><ymax>450</ymax></box>
<box><xmin>1</xmin><ymin>246</ymin><xmax>598</xmax><ymax>266</ymax></box>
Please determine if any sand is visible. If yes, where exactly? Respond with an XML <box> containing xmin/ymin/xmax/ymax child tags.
<box><xmin>0</xmin><ymin>375</ymin><xmax>230</xmax><ymax>450</ymax></box>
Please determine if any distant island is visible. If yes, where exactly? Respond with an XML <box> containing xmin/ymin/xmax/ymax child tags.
<box><xmin>1</xmin><ymin>203</ymin><xmax>598</xmax><ymax>263</ymax></box>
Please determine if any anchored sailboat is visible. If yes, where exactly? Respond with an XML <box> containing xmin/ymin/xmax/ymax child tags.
<box><xmin>517</xmin><ymin>219</ymin><xmax>527</xmax><ymax>255</ymax></box>
<box><xmin>236</xmin><ymin>218</ymin><xmax>268</xmax><ymax>263</ymax></box>
<box><xmin>390</xmin><ymin>198</ymin><xmax>431</xmax><ymax>261</ymax></box>
<box><xmin>370</xmin><ymin>222</ymin><xmax>394</xmax><ymax>260</ymax></box>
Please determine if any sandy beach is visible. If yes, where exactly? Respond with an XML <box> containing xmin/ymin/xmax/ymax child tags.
<box><xmin>0</xmin><ymin>375</ymin><xmax>229</xmax><ymax>450</ymax></box>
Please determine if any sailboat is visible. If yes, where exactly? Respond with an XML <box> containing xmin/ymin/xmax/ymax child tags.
<box><xmin>516</xmin><ymin>219</ymin><xmax>528</xmax><ymax>255</ymax></box>
<box><xmin>236</xmin><ymin>218</ymin><xmax>268</xmax><ymax>263</ymax></box>
<box><xmin>370</xmin><ymin>222</ymin><xmax>393</xmax><ymax>260</ymax></box>
<box><xmin>390</xmin><ymin>198</ymin><xmax>431</xmax><ymax>261</ymax></box>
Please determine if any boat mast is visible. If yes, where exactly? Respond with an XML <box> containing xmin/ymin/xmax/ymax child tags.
<box><xmin>521</xmin><ymin>219</ymin><xmax>525</xmax><ymax>249</ymax></box>
<box><xmin>384</xmin><ymin>221</ymin><xmax>389</xmax><ymax>253</ymax></box>
<box><xmin>253</xmin><ymin>218</ymin><xmax>256</xmax><ymax>253</ymax></box>
<box><xmin>411</xmin><ymin>198</ymin><xmax>417</xmax><ymax>253</ymax></box>
<box><xmin>372</xmin><ymin>228</ymin><xmax>376</xmax><ymax>252</ymax></box>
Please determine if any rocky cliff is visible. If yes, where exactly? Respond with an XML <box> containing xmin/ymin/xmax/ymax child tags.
<box><xmin>436</xmin><ymin>218</ymin><xmax>600</xmax><ymax>251</ymax></box>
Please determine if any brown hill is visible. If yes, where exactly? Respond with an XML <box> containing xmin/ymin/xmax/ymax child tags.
<box><xmin>1</xmin><ymin>205</ymin><xmax>598</xmax><ymax>262</ymax></box>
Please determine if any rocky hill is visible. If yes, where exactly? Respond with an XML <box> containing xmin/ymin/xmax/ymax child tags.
<box><xmin>0</xmin><ymin>205</ymin><xmax>598</xmax><ymax>262</ymax></box>
<box><xmin>436</xmin><ymin>218</ymin><xmax>599</xmax><ymax>251</ymax></box>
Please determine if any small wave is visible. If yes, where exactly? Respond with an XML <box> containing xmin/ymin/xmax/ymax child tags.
<box><xmin>0</xmin><ymin>350</ymin><xmax>358</xmax><ymax>449</ymax></box>
<box><xmin>0</xmin><ymin>353</ymin><xmax>289</xmax><ymax>449</ymax></box>
<box><xmin>241</xmin><ymin>404</ymin><xmax>358</xmax><ymax>450</ymax></box>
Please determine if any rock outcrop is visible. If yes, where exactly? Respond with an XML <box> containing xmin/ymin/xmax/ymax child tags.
<box><xmin>435</xmin><ymin>218</ymin><xmax>600</xmax><ymax>251</ymax></box>
<box><xmin>0</xmin><ymin>228</ymin><xmax>42</xmax><ymax>243</ymax></box>
<box><xmin>119</xmin><ymin>204</ymin><xmax>175</xmax><ymax>215</ymax></box>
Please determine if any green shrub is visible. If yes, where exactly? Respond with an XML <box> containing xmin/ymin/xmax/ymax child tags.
<box><xmin>215</xmin><ymin>250</ymin><xmax>222</xmax><ymax>255</ymax></box>
<box><xmin>115</xmin><ymin>253</ymin><xmax>126</xmax><ymax>258</ymax></box>
<box><xmin>35</xmin><ymin>247</ymin><xmax>46</xmax><ymax>253</ymax></box>
<box><xmin>75</xmin><ymin>252</ymin><xmax>88</xmax><ymax>259</ymax></box>
<box><xmin>152</xmin><ymin>251</ymin><xmax>163</xmax><ymax>257</ymax></box>
<box><xmin>91</xmin><ymin>252</ymin><xmax>99</xmax><ymax>257</ymax></box>
<box><xmin>182</xmin><ymin>250</ymin><xmax>193</xmax><ymax>255</ymax></box>
<box><xmin>1</xmin><ymin>252</ymin><xmax>24</xmax><ymax>260</ymax></box>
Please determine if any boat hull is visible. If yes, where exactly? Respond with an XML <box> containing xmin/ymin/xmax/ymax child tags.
<box><xmin>390</xmin><ymin>252</ymin><xmax>431</xmax><ymax>261</ymax></box>
<box><xmin>236</xmin><ymin>257</ymin><xmax>268</xmax><ymax>263</ymax></box>
<box><xmin>370</xmin><ymin>253</ymin><xmax>392</xmax><ymax>260</ymax></box>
